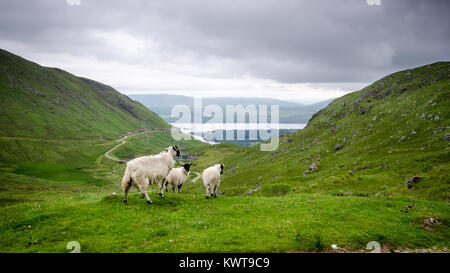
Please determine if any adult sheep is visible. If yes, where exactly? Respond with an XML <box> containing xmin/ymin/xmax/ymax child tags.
<box><xmin>202</xmin><ymin>164</ymin><xmax>224</xmax><ymax>199</ymax></box>
<box><xmin>164</xmin><ymin>163</ymin><xmax>192</xmax><ymax>193</ymax></box>
<box><xmin>121</xmin><ymin>145</ymin><xmax>180</xmax><ymax>204</ymax></box>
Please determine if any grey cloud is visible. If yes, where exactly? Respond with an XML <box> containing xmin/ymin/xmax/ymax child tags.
<box><xmin>0</xmin><ymin>0</ymin><xmax>448</xmax><ymax>84</ymax></box>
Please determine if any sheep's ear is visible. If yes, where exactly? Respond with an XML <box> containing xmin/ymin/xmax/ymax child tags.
<box><xmin>164</xmin><ymin>148</ymin><xmax>168</xmax><ymax>152</ymax></box>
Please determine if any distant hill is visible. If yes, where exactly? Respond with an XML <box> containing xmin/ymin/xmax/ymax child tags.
<box><xmin>187</xmin><ymin>62</ymin><xmax>450</xmax><ymax>201</ymax></box>
<box><xmin>0</xmin><ymin>49</ymin><xmax>169</xmax><ymax>140</ymax></box>
<box><xmin>129</xmin><ymin>94</ymin><xmax>333</xmax><ymax>123</ymax></box>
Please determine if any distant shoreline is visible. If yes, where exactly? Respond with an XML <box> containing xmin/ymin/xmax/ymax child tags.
<box><xmin>171</xmin><ymin>123</ymin><xmax>306</xmax><ymax>144</ymax></box>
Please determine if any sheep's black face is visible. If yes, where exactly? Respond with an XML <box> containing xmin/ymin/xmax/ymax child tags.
<box><xmin>220</xmin><ymin>164</ymin><xmax>224</xmax><ymax>174</ymax></box>
<box><xmin>172</xmin><ymin>145</ymin><xmax>180</xmax><ymax>156</ymax></box>
<box><xmin>183</xmin><ymin>163</ymin><xmax>192</xmax><ymax>172</ymax></box>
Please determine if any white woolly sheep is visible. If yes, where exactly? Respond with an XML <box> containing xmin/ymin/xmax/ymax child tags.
<box><xmin>121</xmin><ymin>145</ymin><xmax>180</xmax><ymax>204</ymax></box>
<box><xmin>202</xmin><ymin>164</ymin><xmax>224</xmax><ymax>199</ymax></box>
<box><xmin>164</xmin><ymin>163</ymin><xmax>192</xmax><ymax>193</ymax></box>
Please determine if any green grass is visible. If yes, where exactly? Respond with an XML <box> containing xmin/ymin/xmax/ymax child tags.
<box><xmin>12</xmin><ymin>163</ymin><xmax>107</xmax><ymax>186</ymax></box>
<box><xmin>1</xmin><ymin>188</ymin><xmax>449</xmax><ymax>253</ymax></box>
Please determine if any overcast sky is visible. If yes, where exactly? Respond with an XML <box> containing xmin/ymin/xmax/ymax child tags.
<box><xmin>0</xmin><ymin>0</ymin><xmax>449</xmax><ymax>103</ymax></box>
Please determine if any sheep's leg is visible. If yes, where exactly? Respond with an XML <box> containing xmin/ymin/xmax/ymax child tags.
<box><xmin>172</xmin><ymin>185</ymin><xmax>175</xmax><ymax>193</ymax></box>
<box><xmin>142</xmin><ymin>192</ymin><xmax>152</xmax><ymax>204</ymax></box>
<box><xmin>206</xmin><ymin>185</ymin><xmax>210</xmax><ymax>199</ymax></box>
<box><xmin>164</xmin><ymin>181</ymin><xmax>169</xmax><ymax>192</ymax></box>
<box><xmin>123</xmin><ymin>179</ymin><xmax>132</xmax><ymax>205</ymax></box>
<box><xmin>158</xmin><ymin>180</ymin><xmax>165</xmax><ymax>198</ymax></box>
<box><xmin>213</xmin><ymin>185</ymin><xmax>217</xmax><ymax>198</ymax></box>
<box><xmin>137</xmin><ymin>178</ymin><xmax>152</xmax><ymax>204</ymax></box>
<box><xmin>140</xmin><ymin>181</ymin><xmax>146</xmax><ymax>198</ymax></box>
<box><xmin>177</xmin><ymin>184</ymin><xmax>182</xmax><ymax>193</ymax></box>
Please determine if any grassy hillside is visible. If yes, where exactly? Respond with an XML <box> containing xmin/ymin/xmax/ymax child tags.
<box><xmin>0</xmin><ymin>58</ymin><xmax>448</xmax><ymax>253</ymax></box>
<box><xmin>185</xmin><ymin>62</ymin><xmax>450</xmax><ymax>202</ymax></box>
<box><xmin>110</xmin><ymin>130</ymin><xmax>206</xmax><ymax>161</ymax></box>
<box><xmin>0</xmin><ymin>49</ymin><xmax>205</xmax><ymax>203</ymax></box>
<box><xmin>0</xmin><ymin>49</ymin><xmax>169</xmax><ymax>141</ymax></box>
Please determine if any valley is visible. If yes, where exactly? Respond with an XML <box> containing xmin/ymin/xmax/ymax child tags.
<box><xmin>0</xmin><ymin>49</ymin><xmax>449</xmax><ymax>253</ymax></box>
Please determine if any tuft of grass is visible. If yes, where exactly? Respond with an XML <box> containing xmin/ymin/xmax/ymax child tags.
<box><xmin>261</xmin><ymin>183</ymin><xmax>292</xmax><ymax>197</ymax></box>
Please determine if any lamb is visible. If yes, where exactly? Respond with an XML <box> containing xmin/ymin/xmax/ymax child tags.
<box><xmin>164</xmin><ymin>163</ymin><xmax>192</xmax><ymax>193</ymax></box>
<box><xmin>121</xmin><ymin>145</ymin><xmax>180</xmax><ymax>204</ymax></box>
<box><xmin>202</xmin><ymin>164</ymin><xmax>224</xmax><ymax>199</ymax></box>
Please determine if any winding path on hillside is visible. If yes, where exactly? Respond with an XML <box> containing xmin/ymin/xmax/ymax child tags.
<box><xmin>104</xmin><ymin>129</ymin><xmax>202</xmax><ymax>183</ymax></box>
<box><xmin>104</xmin><ymin>131</ymin><xmax>149</xmax><ymax>162</ymax></box>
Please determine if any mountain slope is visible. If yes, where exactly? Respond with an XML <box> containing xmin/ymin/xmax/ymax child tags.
<box><xmin>186</xmin><ymin>62</ymin><xmax>450</xmax><ymax>201</ymax></box>
<box><xmin>0</xmin><ymin>49</ymin><xmax>169</xmax><ymax>140</ymax></box>
<box><xmin>0</xmin><ymin>49</ymin><xmax>205</xmax><ymax>186</ymax></box>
